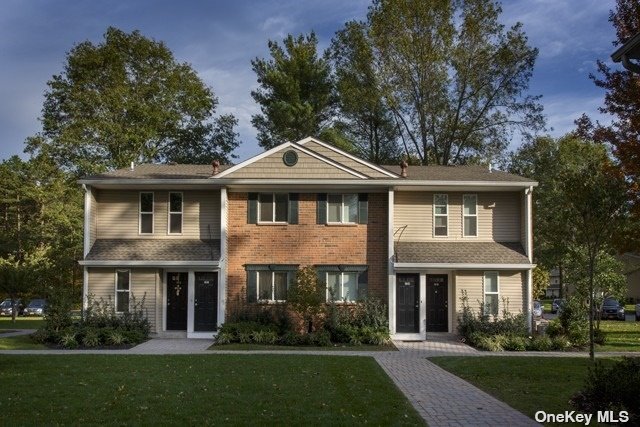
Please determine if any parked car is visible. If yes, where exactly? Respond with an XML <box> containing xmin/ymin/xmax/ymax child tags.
<box><xmin>636</xmin><ymin>303</ymin><xmax>639</xmax><ymax>321</ymax></box>
<box><xmin>551</xmin><ymin>298</ymin><xmax>565</xmax><ymax>314</ymax></box>
<box><xmin>533</xmin><ymin>300</ymin><xmax>544</xmax><ymax>319</ymax></box>
<box><xmin>23</xmin><ymin>299</ymin><xmax>47</xmax><ymax>316</ymax></box>
<box><xmin>600</xmin><ymin>298</ymin><xmax>625</xmax><ymax>321</ymax></box>
<box><xmin>0</xmin><ymin>299</ymin><xmax>24</xmax><ymax>317</ymax></box>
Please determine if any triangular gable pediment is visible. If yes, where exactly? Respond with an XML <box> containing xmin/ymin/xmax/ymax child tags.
<box><xmin>214</xmin><ymin>137</ymin><xmax>399</xmax><ymax>180</ymax></box>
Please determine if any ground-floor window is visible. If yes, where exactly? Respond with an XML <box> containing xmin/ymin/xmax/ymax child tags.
<box><xmin>326</xmin><ymin>271</ymin><xmax>359</xmax><ymax>302</ymax></box>
<box><xmin>483</xmin><ymin>271</ymin><xmax>499</xmax><ymax>316</ymax></box>
<box><xmin>246</xmin><ymin>265</ymin><xmax>297</xmax><ymax>303</ymax></box>
<box><xmin>115</xmin><ymin>269</ymin><xmax>130</xmax><ymax>313</ymax></box>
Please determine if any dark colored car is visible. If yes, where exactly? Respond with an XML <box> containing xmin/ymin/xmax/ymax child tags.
<box><xmin>0</xmin><ymin>299</ymin><xmax>24</xmax><ymax>316</ymax></box>
<box><xmin>601</xmin><ymin>298</ymin><xmax>625</xmax><ymax>321</ymax></box>
<box><xmin>23</xmin><ymin>299</ymin><xmax>47</xmax><ymax>316</ymax></box>
<box><xmin>551</xmin><ymin>298</ymin><xmax>565</xmax><ymax>314</ymax></box>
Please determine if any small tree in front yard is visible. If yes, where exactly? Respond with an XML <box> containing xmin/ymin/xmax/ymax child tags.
<box><xmin>288</xmin><ymin>266</ymin><xmax>325</xmax><ymax>333</ymax></box>
<box><xmin>532</xmin><ymin>266</ymin><xmax>550</xmax><ymax>299</ymax></box>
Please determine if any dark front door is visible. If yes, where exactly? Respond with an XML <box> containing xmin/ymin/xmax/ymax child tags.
<box><xmin>426</xmin><ymin>275</ymin><xmax>448</xmax><ymax>332</ymax></box>
<box><xmin>194</xmin><ymin>272</ymin><xmax>218</xmax><ymax>332</ymax></box>
<box><xmin>396</xmin><ymin>274</ymin><xmax>419</xmax><ymax>333</ymax></box>
<box><xmin>166</xmin><ymin>272</ymin><xmax>188</xmax><ymax>330</ymax></box>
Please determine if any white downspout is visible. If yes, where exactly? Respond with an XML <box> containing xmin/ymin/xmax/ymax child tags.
<box><xmin>525</xmin><ymin>186</ymin><xmax>534</xmax><ymax>333</ymax></box>
<box><xmin>388</xmin><ymin>188</ymin><xmax>395</xmax><ymax>336</ymax></box>
<box><xmin>82</xmin><ymin>184</ymin><xmax>91</xmax><ymax>311</ymax></box>
<box><xmin>218</xmin><ymin>187</ymin><xmax>228</xmax><ymax>328</ymax></box>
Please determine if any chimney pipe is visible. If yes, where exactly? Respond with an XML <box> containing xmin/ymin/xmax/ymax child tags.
<box><xmin>400</xmin><ymin>159</ymin><xmax>408</xmax><ymax>178</ymax></box>
<box><xmin>212</xmin><ymin>159</ymin><xmax>220</xmax><ymax>176</ymax></box>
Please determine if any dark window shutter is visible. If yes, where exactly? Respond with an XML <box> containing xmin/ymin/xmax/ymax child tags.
<box><xmin>316</xmin><ymin>193</ymin><xmax>327</xmax><ymax>224</ymax></box>
<box><xmin>357</xmin><ymin>269</ymin><xmax>368</xmax><ymax>300</ymax></box>
<box><xmin>288</xmin><ymin>193</ymin><xmax>299</xmax><ymax>224</ymax></box>
<box><xmin>358</xmin><ymin>193</ymin><xmax>368</xmax><ymax>224</ymax></box>
<box><xmin>247</xmin><ymin>193</ymin><xmax>258</xmax><ymax>224</ymax></box>
<box><xmin>246</xmin><ymin>270</ymin><xmax>257</xmax><ymax>303</ymax></box>
<box><xmin>316</xmin><ymin>267</ymin><xmax>328</xmax><ymax>302</ymax></box>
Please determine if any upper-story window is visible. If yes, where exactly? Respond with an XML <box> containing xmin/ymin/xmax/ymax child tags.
<box><xmin>168</xmin><ymin>192</ymin><xmax>183</xmax><ymax>234</ymax></box>
<box><xmin>139</xmin><ymin>192</ymin><xmax>154</xmax><ymax>234</ymax></box>
<box><xmin>328</xmin><ymin>194</ymin><xmax>358</xmax><ymax>224</ymax></box>
<box><xmin>433</xmin><ymin>194</ymin><xmax>448</xmax><ymax>236</ymax></box>
<box><xmin>259</xmin><ymin>193</ymin><xmax>288</xmax><ymax>223</ymax></box>
<box><xmin>463</xmin><ymin>194</ymin><xmax>478</xmax><ymax>237</ymax></box>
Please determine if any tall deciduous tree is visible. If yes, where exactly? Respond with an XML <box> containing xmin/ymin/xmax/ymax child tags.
<box><xmin>251</xmin><ymin>32</ymin><xmax>334</xmax><ymax>149</ymax></box>
<box><xmin>330</xmin><ymin>21</ymin><xmax>400</xmax><ymax>164</ymax></box>
<box><xmin>367</xmin><ymin>0</ymin><xmax>544</xmax><ymax>165</ymax></box>
<box><xmin>575</xmin><ymin>0</ymin><xmax>640</xmax><ymax>250</ymax></box>
<box><xmin>26</xmin><ymin>27</ymin><xmax>239</xmax><ymax>175</ymax></box>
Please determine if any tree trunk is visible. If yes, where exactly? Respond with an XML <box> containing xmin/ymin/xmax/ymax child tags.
<box><xmin>588</xmin><ymin>256</ymin><xmax>595</xmax><ymax>361</ymax></box>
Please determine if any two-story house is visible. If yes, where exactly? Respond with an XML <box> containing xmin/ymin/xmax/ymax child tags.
<box><xmin>79</xmin><ymin>137</ymin><xmax>536</xmax><ymax>339</ymax></box>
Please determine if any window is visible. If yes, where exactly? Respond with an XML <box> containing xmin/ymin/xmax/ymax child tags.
<box><xmin>484</xmin><ymin>271</ymin><xmax>499</xmax><ymax>316</ymax></box>
<box><xmin>327</xmin><ymin>271</ymin><xmax>360</xmax><ymax>302</ymax></box>
<box><xmin>115</xmin><ymin>270</ymin><xmax>130</xmax><ymax>313</ymax></box>
<box><xmin>327</xmin><ymin>194</ymin><xmax>358</xmax><ymax>223</ymax></box>
<box><xmin>433</xmin><ymin>194</ymin><xmax>448</xmax><ymax>236</ymax></box>
<box><xmin>139</xmin><ymin>192</ymin><xmax>154</xmax><ymax>234</ymax></box>
<box><xmin>257</xmin><ymin>271</ymin><xmax>290</xmax><ymax>302</ymax></box>
<box><xmin>168</xmin><ymin>192</ymin><xmax>183</xmax><ymax>234</ymax></box>
<box><xmin>258</xmin><ymin>193</ymin><xmax>288</xmax><ymax>223</ymax></box>
<box><xmin>463</xmin><ymin>194</ymin><xmax>478</xmax><ymax>237</ymax></box>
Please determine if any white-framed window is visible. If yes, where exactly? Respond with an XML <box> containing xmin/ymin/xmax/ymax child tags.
<box><xmin>327</xmin><ymin>271</ymin><xmax>359</xmax><ymax>302</ymax></box>
<box><xmin>433</xmin><ymin>194</ymin><xmax>448</xmax><ymax>236</ymax></box>
<box><xmin>257</xmin><ymin>271</ymin><xmax>290</xmax><ymax>302</ymax></box>
<box><xmin>139</xmin><ymin>192</ymin><xmax>154</xmax><ymax>234</ymax></box>
<box><xmin>327</xmin><ymin>194</ymin><xmax>358</xmax><ymax>224</ymax></box>
<box><xmin>258</xmin><ymin>193</ymin><xmax>288</xmax><ymax>223</ymax></box>
<box><xmin>484</xmin><ymin>271</ymin><xmax>499</xmax><ymax>316</ymax></box>
<box><xmin>463</xmin><ymin>194</ymin><xmax>478</xmax><ymax>237</ymax></box>
<box><xmin>168</xmin><ymin>192</ymin><xmax>183</xmax><ymax>234</ymax></box>
<box><xmin>115</xmin><ymin>269</ymin><xmax>131</xmax><ymax>313</ymax></box>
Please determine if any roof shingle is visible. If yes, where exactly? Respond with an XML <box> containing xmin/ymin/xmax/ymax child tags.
<box><xmin>382</xmin><ymin>164</ymin><xmax>531</xmax><ymax>182</ymax></box>
<box><xmin>86</xmin><ymin>239</ymin><xmax>220</xmax><ymax>261</ymax></box>
<box><xmin>395</xmin><ymin>241</ymin><xmax>529</xmax><ymax>264</ymax></box>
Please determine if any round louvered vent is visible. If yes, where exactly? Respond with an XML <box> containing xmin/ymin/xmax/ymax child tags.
<box><xmin>282</xmin><ymin>150</ymin><xmax>298</xmax><ymax>167</ymax></box>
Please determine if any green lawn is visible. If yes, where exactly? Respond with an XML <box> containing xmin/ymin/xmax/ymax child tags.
<box><xmin>430</xmin><ymin>356</ymin><xmax>617</xmax><ymax>423</ymax></box>
<box><xmin>0</xmin><ymin>355</ymin><xmax>423</xmax><ymax>425</ymax></box>
<box><xmin>598</xmin><ymin>320</ymin><xmax>640</xmax><ymax>351</ymax></box>
<box><xmin>210</xmin><ymin>343</ymin><xmax>398</xmax><ymax>351</ymax></box>
<box><xmin>0</xmin><ymin>316</ymin><xmax>44</xmax><ymax>329</ymax></box>
<box><xmin>0</xmin><ymin>334</ymin><xmax>46</xmax><ymax>350</ymax></box>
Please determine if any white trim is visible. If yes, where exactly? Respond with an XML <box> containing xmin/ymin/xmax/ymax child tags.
<box><xmin>433</xmin><ymin>193</ymin><xmax>449</xmax><ymax>237</ymax></box>
<box><xmin>212</xmin><ymin>141</ymin><xmax>369</xmax><ymax>179</ymax></box>
<box><xmin>114</xmin><ymin>269</ymin><xmax>131</xmax><ymax>314</ymax></box>
<box><xmin>83</xmin><ymin>185</ymin><xmax>91</xmax><ymax>257</ymax></box>
<box><xmin>83</xmin><ymin>267</ymin><xmax>89</xmax><ymax>311</ymax></box>
<box><xmin>167</xmin><ymin>191</ymin><xmax>183</xmax><ymax>235</ymax></box>
<box><xmin>525</xmin><ymin>186</ymin><xmax>533</xmax><ymax>262</ymax></box>
<box><xmin>526</xmin><ymin>268</ymin><xmax>533</xmax><ymax>333</ymax></box>
<box><xmin>388</xmin><ymin>189</ymin><xmax>395</xmax><ymax>336</ymax></box>
<box><xmin>139</xmin><ymin>191</ymin><xmax>154</xmax><ymax>235</ymax></box>
<box><xmin>219</xmin><ymin>188</ymin><xmax>227</xmax><ymax>328</ymax></box>
<box><xmin>462</xmin><ymin>194</ymin><xmax>478</xmax><ymax>237</ymax></box>
<box><xmin>394</xmin><ymin>263</ymin><xmax>535</xmax><ymax>270</ymax></box>
<box><xmin>189</xmin><ymin>269</ymin><xmax>222</xmax><ymax>339</ymax></box>
<box><xmin>483</xmin><ymin>271</ymin><xmax>499</xmax><ymax>316</ymax></box>
<box><xmin>79</xmin><ymin>260</ymin><xmax>219</xmax><ymax>267</ymax></box>
<box><xmin>297</xmin><ymin>136</ymin><xmax>399</xmax><ymax>177</ymax></box>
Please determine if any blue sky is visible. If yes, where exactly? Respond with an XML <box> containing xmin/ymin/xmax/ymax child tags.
<box><xmin>0</xmin><ymin>0</ymin><xmax>618</xmax><ymax>163</ymax></box>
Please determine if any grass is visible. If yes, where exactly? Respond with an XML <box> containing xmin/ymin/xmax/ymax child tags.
<box><xmin>0</xmin><ymin>334</ymin><xmax>46</xmax><ymax>350</ymax></box>
<box><xmin>0</xmin><ymin>316</ymin><xmax>44</xmax><ymax>329</ymax></box>
<box><xmin>430</xmin><ymin>356</ymin><xmax>617</xmax><ymax>423</ymax></box>
<box><xmin>597</xmin><ymin>320</ymin><xmax>640</xmax><ymax>351</ymax></box>
<box><xmin>0</xmin><ymin>355</ymin><xmax>423</xmax><ymax>425</ymax></box>
<box><xmin>210</xmin><ymin>343</ymin><xmax>398</xmax><ymax>351</ymax></box>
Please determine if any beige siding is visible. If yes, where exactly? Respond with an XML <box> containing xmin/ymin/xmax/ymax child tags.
<box><xmin>452</xmin><ymin>270</ymin><xmax>525</xmax><ymax>331</ymax></box>
<box><xmin>394</xmin><ymin>191</ymin><xmax>521</xmax><ymax>242</ymax></box>
<box><xmin>520</xmin><ymin>192</ymin><xmax>526</xmax><ymax>245</ymax></box>
<box><xmin>89</xmin><ymin>189</ymin><xmax>97</xmax><ymax>247</ymax></box>
<box><xmin>224</xmin><ymin>147</ymin><xmax>359</xmax><ymax>179</ymax></box>
<box><xmin>96</xmin><ymin>190</ymin><xmax>220</xmax><ymax>239</ymax></box>
<box><xmin>303</xmin><ymin>141</ymin><xmax>389</xmax><ymax>178</ymax></box>
<box><xmin>87</xmin><ymin>267</ymin><xmax>158</xmax><ymax>330</ymax></box>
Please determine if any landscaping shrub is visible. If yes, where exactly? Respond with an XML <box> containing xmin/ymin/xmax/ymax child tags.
<box><xmin>503</xmin><ymin>335</ymin><xmax>527</xmax><ymax>351</ymax></box>
<box><xmin>457</xmin><ymin>291</ymin><xmax>527</xmax><ymax>340</ymax></box>
<box><xmin>527</xmin><ymin>335</ymin><xmax>552</xmax><ymax>351</ymax></box>
<box><xmin>545</xmin><ymin>319</ymin><xmax>563</xmax><ymax>337</ymax></box>
<box><xmin>571</xmin><ymin>358</ymin><xmax>640</xmax><ymax>424</ymax></box>
<box><xmin>476</xmin><ymin>334</ymin><xmax>506</xmax><ymax>351</ymax></box>
<box><xmin>322</xmin><ymin>297</ymin><xmax>390</xmax><ymax>346</ymax></box>
<box><xmin>550</xmin><ymin>336</ymin><xmax>571</xmax><ymax>350</ymax></box>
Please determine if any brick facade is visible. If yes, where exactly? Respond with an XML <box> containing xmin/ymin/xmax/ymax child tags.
<box><xmin>226</xmin><ymin>192</ymin><xmax>388</xmax><ymax>319</ymax></box>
